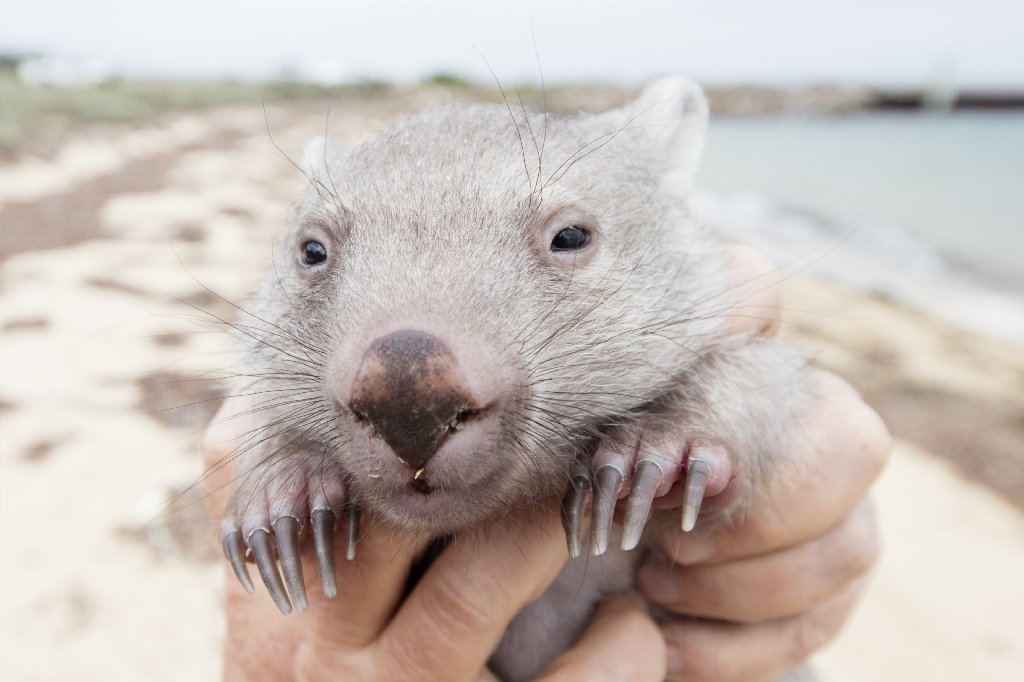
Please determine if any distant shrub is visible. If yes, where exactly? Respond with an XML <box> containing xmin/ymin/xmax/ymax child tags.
<box><xmin>422</xmin><ymin>72</ymin><xmax>474</xmax><ymax>88</ymax></box>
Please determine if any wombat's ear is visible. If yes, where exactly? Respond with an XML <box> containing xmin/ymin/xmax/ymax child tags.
<box><xmin>621</xmin><ymin>76</ymin><xmax>708</xmax><ymax>198</ymax></box>
<box><xmin>302</xmin><ymin>135</ymin><xmax>348</xmax><ymax>180</ymax></box>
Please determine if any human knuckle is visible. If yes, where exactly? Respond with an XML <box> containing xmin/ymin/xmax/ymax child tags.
<box><xmin>200</xmin><ymin>427</ymin><xmax>224</xmax><ymax>464</ymax></box>
<box><xmin>660</xmin><ymin>627</ymin><xmax>705</xmax><ymax>679</ymax></box>
<box><xmin>831</xmin><ymin>504</ymin><xmax>881</xmax><ymax>581</ymax></box>
<box><xmin>618</xmin><ymin>605</ymin><xmax>665</xmax><ymax>645</ymax></box>
<box><xmin>788</xmin><ymin>603</ymin><xmax>845</xmax><ymax>663</ymax></box>
<box><xmin>203</xmin><ymin>432</ymin><xmax>242</xmax><ymax>476</ymax></box>
<box><xmin>815</xmin><ymin>375</ymin><xmax>892</xmax><ymax>483</ymax></box>
<box><xmin>728</xmin><ymin>244</ymin><xmax>776</xmax><ymax>282</ymax></box>
<box><xmin>423</xmin><ymin>570</ymin><xmax>498</xmax><ymax>637</ymax></box>
<box><xmin>821</xmin><ymin>375</ymin><xmax>890</xmax><ymax>465</ymax></box>
<box><xmin>294</xmin><ymin>642</ymin><xmax>348</xmax><ymax>682</ymax></box>
<box><xmin>661</xmin><ymin>625</ymin><xmax>738</xmax><ymax>682</ymax></box>
<box><xmin>857</xmin><ymin>406</ymin><xmax>893</xmax><ymax>476</ymax></box>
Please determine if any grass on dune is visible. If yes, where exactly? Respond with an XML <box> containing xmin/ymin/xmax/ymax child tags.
<box><xmin>0</xmin><ymin>70</ymin><xmax>392</xmax><ymax>155</ymax></box>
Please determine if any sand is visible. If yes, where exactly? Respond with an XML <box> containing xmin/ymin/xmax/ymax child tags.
<box><xmin>1</xmin><ymin>99</ymin><xmax>1021</xmax><ymax>681</ymax></box>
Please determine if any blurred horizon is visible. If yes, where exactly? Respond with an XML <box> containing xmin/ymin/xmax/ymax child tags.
<box><xmin>4</xmin><ymin>0</ymin><xmax>1024</xmax><ymax>90</ymax></box>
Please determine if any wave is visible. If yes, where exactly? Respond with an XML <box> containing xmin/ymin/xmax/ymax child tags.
<box><xmin>691</xmin><ymin>189</ymin><xmax>1024</xmax><ymax>343</ymax></box>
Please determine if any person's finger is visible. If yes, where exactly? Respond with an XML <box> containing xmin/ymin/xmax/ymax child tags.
<box><xmin>224</xmin><ymin>565</ymin><xmax>309</xmax><ymax>682</ymax></box>
<box><xmin>660</xmin><ymin>581</ymin><xmax>866</xmax><ymax>682</ymax></box>
<box><xmin>640</xmin><ymin>499</ymin><xmax>878</xmax><ymax>622</ymax></box>
<box><xmin>538</xmin><ymin>592</ymin><xmax>667</xmax><ymax>682</ymax></box>
<box><xmin>653</xmin><ymin>368</ymin><xmax>890</xmax><ymax>566</ymax></box>
<box><xmin>376</xmin><ymin>510</ymin><xmax>569</xmax><ymax>682</ymax></box>
<box><xmin>721</xmin><ymin>244</ymin><xmax>783</xmax><ymax>337</ymax></box>
<box><xmin>301</xmin><ymin>521</ymin><xmax>431</xmax><ymax>655</ymax></box>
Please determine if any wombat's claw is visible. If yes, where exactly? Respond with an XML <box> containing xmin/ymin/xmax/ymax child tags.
<box><xmin>273</xmin><ymin>516</ymin><xmax>308</xmax><ymax>611</ymax></box>
<box><xmin>590</xmin><ymin>466</ymin><xmax>623</xmax><ymax>556</ymax></box>
<box><xmin>568</xmin><ymin>434</ymin><xmax>732</xmax><ymax>556</ymax></box>
<box><xmin>222</xmin><ymin>530</ymin><xmax>254</xmax><ymax>594</ymax></box>
<box><xmin>220</xmin><ymin>465</ymin><xmax>353</xmax><ymax>614</ymax></box>
<box><xmin>561</xmin><ymin>459</ymin><xmax>593</xmax><ymax>558</ymax></box>
<box><xmin>346</xmin><ymin>507</ymin><xmax>361</xmax><ymax>561</ymax></box>
<box><xmin>220</xmin><ymin>504</ymin><xmax>357</xmax><ymax>613</ymax></box>
<box><xmin>249</xmin><ymin>528</ymin><xmax>293</xmax><ymax>614</ymax></box>
<box><xmin>622</xmin><ymin>460</ymin><xmax>663</xmax><ymax>550</ymax></box>
<box><xmin>311</xmin><ymin>508</ymin><xmax>338</xmax><ymax>598</ymax></box>
<box><xmin>309</xmin><ymin>505</ymin><xmax>361</xmax><ymax>598</ymax></box>
<box><xmin>682</xmin><ymin>453</ymin><xmax>713</xmax><ymax>532</ymax></box>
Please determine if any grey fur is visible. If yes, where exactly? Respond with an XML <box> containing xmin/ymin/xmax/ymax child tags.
<box><xmin>221</xmin><ymin>77</ymin><xmax>810</xmax><ymax>680</ymax></box>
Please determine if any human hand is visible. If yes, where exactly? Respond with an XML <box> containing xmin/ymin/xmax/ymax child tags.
<box><xmin>203</xmin><ymin>399</ymin><xmax>667</xmax><ymax>682</ymax></box>
<box><xmin>638</xmin><ymin>246</ymin><xmax>891</xmax><ymax>681</ymax></box>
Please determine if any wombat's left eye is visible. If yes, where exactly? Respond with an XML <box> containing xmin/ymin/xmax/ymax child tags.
<box><xmin>301</xmin><ymin>240</ymin><xmax>328</xmax><ymax>265</ymax></box>
<box><xmin>550</xmin><ymin>226</ymin><xmax>589</xmax><ymax>251</ymax></box>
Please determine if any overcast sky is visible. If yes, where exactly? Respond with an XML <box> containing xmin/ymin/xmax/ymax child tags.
<box><xmin>4</xmin><ymin>0</ymin><xmax>1023</xmax><ymax>88</ymax></box>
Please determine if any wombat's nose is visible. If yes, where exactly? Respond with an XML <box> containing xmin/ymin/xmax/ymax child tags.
<box><xmin>348</xmin><ymin>330</ymin><xmax>475</xmax><ymax>470</ymax></box>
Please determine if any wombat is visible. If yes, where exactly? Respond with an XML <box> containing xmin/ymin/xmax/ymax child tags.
<box><xmin>217</xmin><ymin>77</ymin><xmax>809</xmax><ymax>680</ymax></box>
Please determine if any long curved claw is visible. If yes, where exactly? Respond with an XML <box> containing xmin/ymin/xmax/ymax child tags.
<box><xmin>311</xmin><ymin>508</ymin><xmax>338</xmax><ymax>597</ymax></box>
<box><xmin>346</xmin><ymin>507</ymin><xmax>361</xmax><ymax>561</ymax></box>
<box><xmin>622</xmin><ymin>460</ymin><xmax>663</xmax><ymax>551</ymax></box>
<box><xmin>273</xmin><ymin>516</ymin><xmax>308</xmax><ymax>612</ymax></box>
<box><xmin>248</xmin><ymin>528</ymin><xmax>292</xmax><ymax>615</ymax></box>
<box><xmin>222</xmin><ymin>530</ymin><xmax>254</xmax><ymax>594</ymax></box>
<box><xmin>561</xmin><ymin>462</ymin><xmax>593</xmax><ymax>559</ymax></box>
<box><xmin>682</xmin><ymin>455</ymin><xmax>713</xmax><ymax>532</ymax></box>
<box><xmin>591</xmin><ymin>465</ymin><xmax>623</xmax><ymax>556</ymax></box>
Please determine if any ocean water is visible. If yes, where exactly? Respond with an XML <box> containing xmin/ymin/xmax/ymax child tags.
<box><xmin>693</xmin><ymin>112</ymin><xmax>1024</xmax><ymax>341</ymax></box>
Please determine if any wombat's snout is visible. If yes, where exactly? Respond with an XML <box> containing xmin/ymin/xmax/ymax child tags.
<box><xmin>348</xmin><ymin>330</ymin><xmax>484</xmax><ymax>471</ymax></box>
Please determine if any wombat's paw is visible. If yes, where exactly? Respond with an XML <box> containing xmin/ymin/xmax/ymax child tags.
<box><xmin>219</xmin><ymin>460</ymin><xmax>358</xmax><ymax>614</ymax></box>
<box><xmin>561</xmin><ymin>429</ymin><xmax>734</xmax><ymax>558</ymax></box>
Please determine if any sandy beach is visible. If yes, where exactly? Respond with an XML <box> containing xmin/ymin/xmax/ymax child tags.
<box><xmin>1</xmin><ymin>96</ymin><xmax>1022</xmax><ymax>681</ymax></box>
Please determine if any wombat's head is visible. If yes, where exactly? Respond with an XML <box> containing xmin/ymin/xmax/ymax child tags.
<box><xmin>245</xmin><ymin>77</ymin><xmax>727</xmax><ymax>533</ymax></box>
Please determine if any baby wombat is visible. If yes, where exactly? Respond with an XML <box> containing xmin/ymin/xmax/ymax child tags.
<box><xmin>217</xmin><ymin>77</ymin><xmax>808</xmax><ymax>680</ymax></box>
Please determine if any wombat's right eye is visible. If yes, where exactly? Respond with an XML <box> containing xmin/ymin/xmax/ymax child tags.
<box><xmin>301</xmin><ymin>240</ymin><xmax>328</xmax><ymax>266</ymax></box>
<box><xmin>550</xmin><ymin>226</ymin><xmax>590</xmax><ymax>251</ymax></box>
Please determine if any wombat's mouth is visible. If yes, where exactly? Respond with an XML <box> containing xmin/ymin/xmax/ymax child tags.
<box><xmin>365</xmin><ymin>467</ymin><xmax>512</xmax><ymax>533</ymax></box>
<box><xmin>378</xmin><ymin>487</ymin><xmax>472</xmax><ymax>530</ymax></box>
